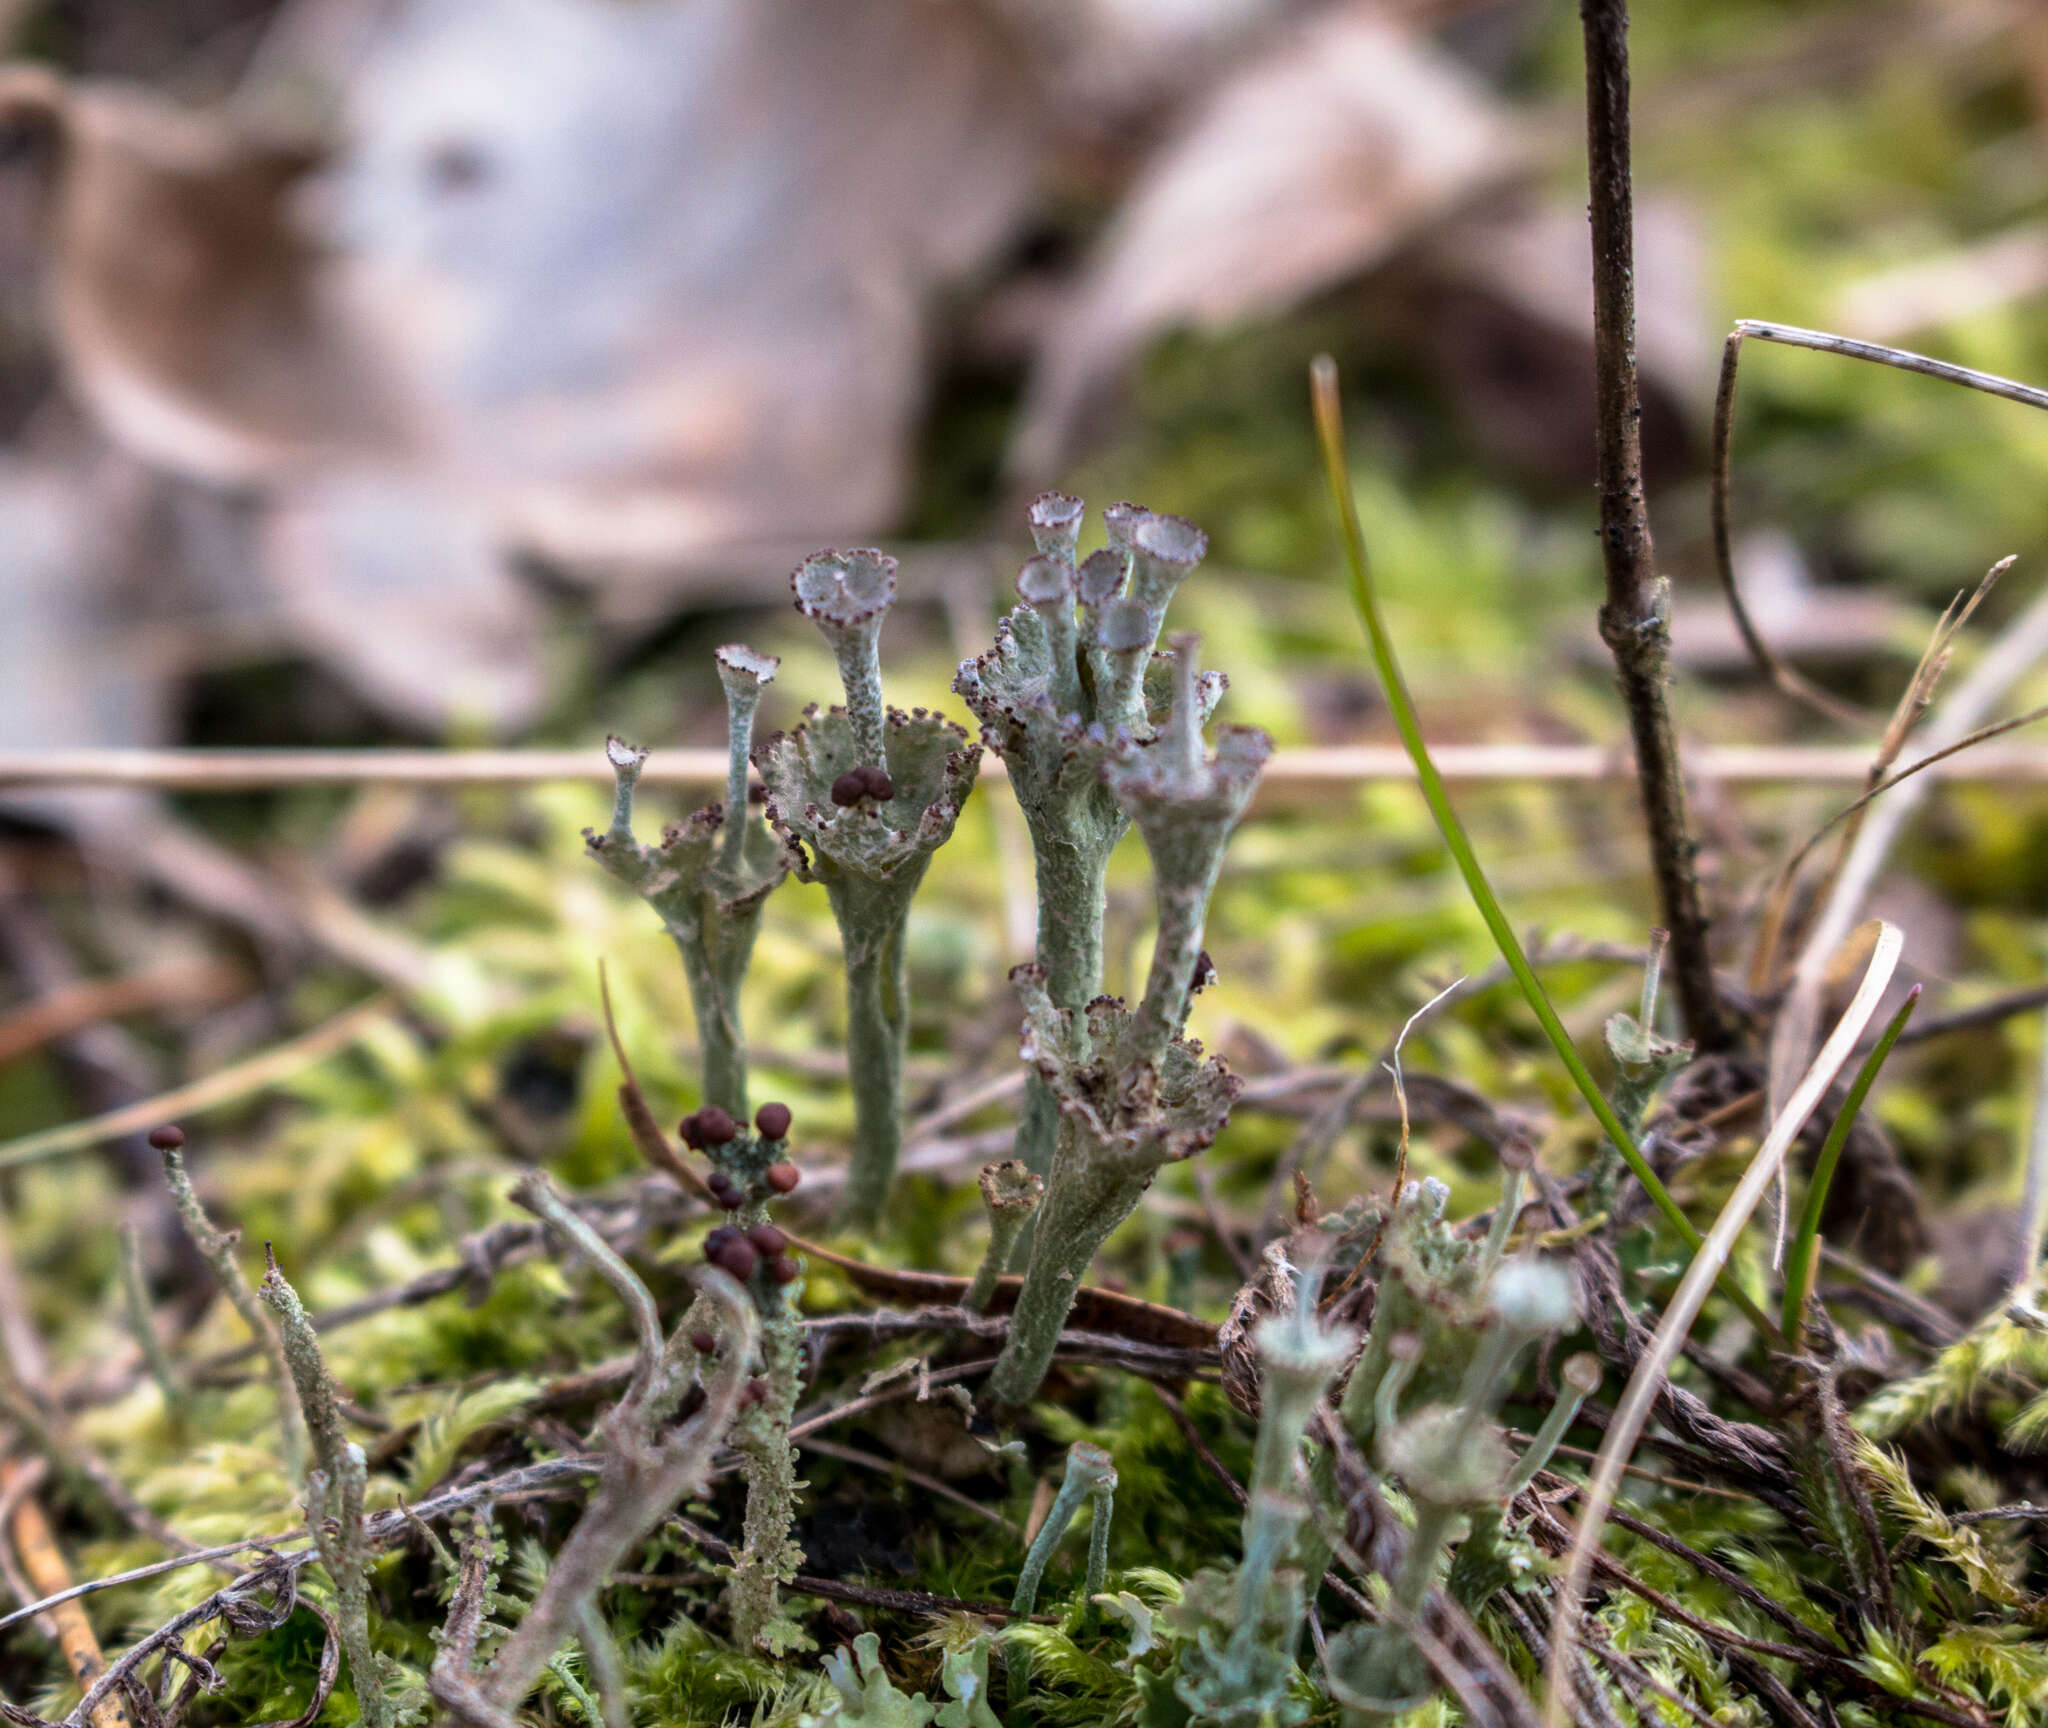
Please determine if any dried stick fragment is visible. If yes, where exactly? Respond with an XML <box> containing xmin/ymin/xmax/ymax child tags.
<box><xmin>2009</xmin><ymin>998</ymin><xmax>2048</xmax><ymax>1299</ymax></box>
<box><xmin>1</xmin><ymin>1458</ymin><xmax>132</xmax><ymax>1728</ymax></box>
<box><xmin>509</xmin><ymin>1174</ymin><xmax>664</xmax><ymax>1385</ymax></box>
<box><xmin>475</xmin><ymin>1238</ymin><xmax>755</xmax><ymax>1714</ymax></box>
<box><xmin>0</xmin><ymin>994</ymin><xmax>396</xmax><ymax>1173</ymax></box>
<box><xmin>159</xmin><ymin>1131</ymin><xmax>307</xmax><ymax>1482</ymax></box>
<box><xmin>1579</xmin><ymin>0</ymin><xmax>1725</xmax><ymax>1053</ymax></box>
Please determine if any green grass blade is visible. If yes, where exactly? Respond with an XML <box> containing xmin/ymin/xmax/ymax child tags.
<box><xmin>1310</xmin><ymin>355</ymin><xmax>1780</xmax><ymax>1341</ymax></box>
<box><xmin>1781</xmin><ymin>985</ymin><xmax>1920</xmax><ymax>1342</ymax></box>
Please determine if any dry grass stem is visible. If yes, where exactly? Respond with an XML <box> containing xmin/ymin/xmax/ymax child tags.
<box><xmin>1543</xmin><ymin>921</ymin><xmax>1903</xmax><ymax>1728</ymax></box>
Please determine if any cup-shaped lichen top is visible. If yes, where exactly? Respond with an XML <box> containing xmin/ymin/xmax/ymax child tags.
<box><xmin>587</xmin><ymin>639</ymin><xmax>792</xmax><ymax>921</ymax></box>
<box><xmin>793</xmin><ymin>548</ymin><xmax>897</xmax><ymax>768</ymax></box>
<box><xmin>1107</xmin><ymin>636</ymin><xmax>1271</xmax><ymax>1072</ymax></box>
<box><xmin>1028</xmin><ymin>489</ymin><xmax>1085</xmax><ymax>561</ymax></box>
<box><xmin>954</xmin><ymin>498</ymin><xmax>1225</xmax><ymax>1075</ymax></box>
<box><xmin>754</xmin><ymin>704</ymin><xmax>980</xmax><ymax>891</ymax></box>
<box><xmin>755</xmin><ymin>701</ymin><xmax>979</xmax><ymax>1231</ymax></box>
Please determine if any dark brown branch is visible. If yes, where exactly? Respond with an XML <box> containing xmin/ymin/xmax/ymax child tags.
<box><xmin>1580</xmin><ymin>0</ymin><xmax>1727</xmax><ymax>1051</ymax></box>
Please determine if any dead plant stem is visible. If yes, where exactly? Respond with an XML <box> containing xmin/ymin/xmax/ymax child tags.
<box><xmin>1580</xmin><ymin>0</ymin><xmax>1725</xmax><ymax>1051</ymax></box>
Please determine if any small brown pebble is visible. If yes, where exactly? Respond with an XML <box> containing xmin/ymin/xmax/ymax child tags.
<box><xmin>747</xmin><ymin>1223</ymin><xmax>788</xmax><ymax>1256</ymax></box>
<box><xmin>858</xmin><ymin>765</ymin><xmax>894</xmax><ymax>801</ymax></box>
<box><xmin>829</xmin><ymin>770</ymin><xmax>867</xmax><ymax>807</ymax></box>
<box><xmin>147</xmin><ymin>1125</ymin><xmax>185</xmax><ymax>1151</ymax></box>
<box><xmin>765</xmin><ymin>1162</ymin><xmax>801</xmax><ymax>1194</ymax></box>
<box><xmin>689</xmin><ymin>1330</ymin><xmax>718</xmax><ymax>1354</ymax></box>
<box><xmin>694</xmin><ymin>1106</ymin><xmax>739</xmax><ymax>1145</ymax></box>
<box><xmin>754</xmin><ymin>1101</ymin><xmax>792</xmax><ymax>1141</ymax></box>
<box><xmin>767</xmin><ymin>1254</ymin><xmax>801</xmax><ymax>1286</ymax></box>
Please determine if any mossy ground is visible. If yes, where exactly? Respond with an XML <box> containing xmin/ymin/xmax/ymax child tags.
<box><xmin>7</xmin><ymin>1</ymin><xmax>2048</xmax><ymax>1721</ymax></box>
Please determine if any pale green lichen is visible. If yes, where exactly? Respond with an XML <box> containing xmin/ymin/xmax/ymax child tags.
<box><xmin>954</xmin><ymin>498</ymin><xmax>1221</xmax><ymax>1195</ymax></box>
<box><xmin>259</xmin><ymin>1249</ymin><xmax>403</xmax><ymax>1728</ymax></box>
<box><xmin>961</xmin><ymin>1161</ymin><xmax>1042</xmax><ymax>1315</ymax></box>
<box><xmin>1172</xmin><ymin>1270</ymin><xmax>1356</xmax><ymax>1727</ymax></box>
<box><xmin>684</xmin><ymin>1103</ymin><xmax>811</xmax><ymax>1654</ymax></box>
<box><xmin>988</xmin><ymin>635</ymin><xmax>1267</xmax><ymax>1408</ymax></box>
<box><xmin>759</xmin><ymin>565</ymin><xmax>981</xmax><ymax>1229</ymax></box>
<box><xmin>585</xmin><ymin>643</ymin><xmax>792</xmax><ymax>1119</ymax></box>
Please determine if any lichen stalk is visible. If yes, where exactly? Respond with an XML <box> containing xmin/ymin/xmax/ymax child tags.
<box><xmin>260</xmin><ymin>1250</ymin><xmax>393</xmax><ymax>1728</ymax></box>
<box><xmin>159</xmin><ymin>1134</ymin><xmax>306</xmax><ymax>1482</ymax></box>
<box><xmin>1012</xmin><ymin>1442</ymin><xmax>1117</xmax><ymax>1617</ymax></box>
<box><xmin>1505</xmin><ymin>1353</ymin><xmax>1601</xmax><ymax>1497</ymax></box>
<box><xmin>759</xmin><ymin>598</ymin><xmax>979</xmax><ymax>1227</ymax></box>
<box><xmin>991</xmin><ymin>1121</ymin><xmax>1161</xmax><ymax>1407</ymax></box>
<box><xmin>963</xmin><ymin>1161</ymin><xmax>1043</xmax><ymax>1314</ymax></box>
<box><xmin>585</xmin><ymin>644</ymin><xmax>789</xmax><ymax>1121</ymax></box>
<box><xmin>116</xmin><ymin>1222</ymin><xmax>184</xmax><ymax>1429</ymax></box>
<box><xmin>835</xmin><ymin>907</ymin><xmax>911</xmax><ymax>1232</ymax></box>
<box><xmin>955</xmin><ymin>499</ymin><xmax>1220</xmax><ymax>1194</ymax></box>
<box><xmin>727</xmin><ymin>1275</ymin><xmax>807</xmax><ymax>1653</ymax></box>
<box><xmin>989</xmin><ymin>966</ymin><xmax>1244</xmax><ymax>1409</ymax></box>
<box><xmin>1249</xmin><ymin>1270</ymin><xmax>1358</xmax><ymax>1503</ymax></box>
<box><xmin>682</xmin><ymin>1103</ymin><xmax>812</xmax><ymax>1652</ymax></box>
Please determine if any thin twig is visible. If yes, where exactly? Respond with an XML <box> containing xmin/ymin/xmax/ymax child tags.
<box><xmin>2010</xmin><ymin>994</ymin><xmax>2048</xmax><ymax>1297</ymax></box>
<box><xmin>1580</xmin><ymin>0</ymin><xmax>1724</xmax><ymax>1051</ymax></box>
<box><xmin>665</xmin><ymin>1514</ymin><xmax>1018</xmax><ymax>1619</ymax></box>
<box><xmin>162</xmin><ymin>1143</ymin><xmax>307</xmax><ymax>1485</ymax></box>
<box><xmin>0</xmin><ymin>995</ymin><xmax>396</xmax><ymax>1170</ymax></box>
<box><xmin>1708</xmin><ymin>330</ymin><xmax>1873</xmax><ymax>728</ymax></box>
<box><xmin>1896</xmin><ymin>981</ymin><xmax>2048</xmax><ymax>1048</ymax></box>
<box><xmin>20</xmin><ymin>742</ymin><xmax>2048</xmax><ymax>791</ymax></box>
<box><xmin>794</xmin><ymin>1436</ymin><xmax>1018</xmax><ymax>1534</ymax></box>
<box><xmin>1731</xmin><ymin>320</ymin><xmax>2048</xmax><ymax>413</ymax></box>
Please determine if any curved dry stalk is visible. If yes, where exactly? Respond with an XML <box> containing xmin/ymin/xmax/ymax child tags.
<box><xmin>1729</xmin><ymin>319</ymin><xmax>2048</xmax><ymax>413</ymax></box>
<box><xmin>0</xmin><ymin>993</ymin><xmax>395</xmax><ymax>1171</ymax></box>
<box><xmin>1708</xmin><ymin>329</ymin><xmax>1875</xmax><ymax>729</ymax></box>
<box><xmin>1748</xmin><ymin>554</ymin><xmax>2012</xmax><ymax>991</ymax></box>
<box><xmin>1767</xmin><ymin>576</ymin><xmax>2048</xmax><ymax>1119</ymax></box>
<box><xmin>1542</xmin><ymin>921</ymin><xmax>1903</xmax><ymax>1728</ymax></box>
<box><xmin>1751</xmin><ymin>695</ymin><xmax>2048</xmax><ymax>994</ymax></box>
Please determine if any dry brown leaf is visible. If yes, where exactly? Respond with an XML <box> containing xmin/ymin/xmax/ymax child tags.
<box><xmin>1009</xmin><ymin>0</ymin><xmax>1524</xmax><ymax>480</ymax></box>
<box><xmin>0</xmin><ymin>65</ymin><xmax>411</xmax><ymax>486</ymax></box>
